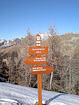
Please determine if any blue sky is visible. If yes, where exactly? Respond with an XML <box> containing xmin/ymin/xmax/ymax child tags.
<box><xmin>0</xmin><ymin>0</ymin><xmax>79</xmax><ymax>40</ymax></box>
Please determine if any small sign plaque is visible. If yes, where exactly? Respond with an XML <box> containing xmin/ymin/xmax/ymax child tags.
<box><xmin>32</xmin><ymin>66</ymin><xmax>54</xmax><ymax>74</ymax></box>
<box><xmin>24</xmin><ymin>56</ymin><xmax>47</xmax><ymax>65</ymax></box>
<box><xmin>29</xmin><ymin>46</ymin><xmax>48</xmax><ymax>55</ymax></box>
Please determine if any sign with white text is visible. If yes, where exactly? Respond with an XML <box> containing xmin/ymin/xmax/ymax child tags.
<box><xmin>24</xmin><ymin>56</ymin><xmax>47</xmax><ymax>65</ymax></box>
<box><xmin>32</xmin><ymin>66</ymin><xmax>54</xmax><ymax>74</ymax></box>
<box><xmin>29</xmin><ymin>46</ymin><xmax>48</xmax><ymax>55</ymax></box>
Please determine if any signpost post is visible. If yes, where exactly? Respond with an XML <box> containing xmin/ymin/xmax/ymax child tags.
<box><xmin>24</xmin><ymin>34</ymin><xmax>54</xmax><ymax>105</ymax></box>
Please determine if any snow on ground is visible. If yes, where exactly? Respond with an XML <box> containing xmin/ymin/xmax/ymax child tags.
<box><xmin>0</xmin><ymin>82</ymin><xmax>79</xmax><ymax>105</ymax></box>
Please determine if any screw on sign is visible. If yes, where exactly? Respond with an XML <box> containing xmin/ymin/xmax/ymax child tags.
<box><xmin>24</xmin><ymin>34</ymin><xmax>54</xmax><ymax>105</ymax></box>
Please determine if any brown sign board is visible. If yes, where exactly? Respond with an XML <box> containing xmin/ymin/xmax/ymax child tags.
<box><xmin>32</xmin><ymin>66</ymin><xmax>54</xmax><ymax>74</ymax></box>
<box><xmin>29</xmin><ymin>46</ymin><xmax>48</xmax><ymax>55</ymax></box>
<box><xmin>24</xmin><ymin>56</ymin><xmax>47</xmax><ymax>65</ymax></box>
<box><xmin>24</xmin><ymin>34</ymin><xmax>55</xmax><ymax>105</ymax></box>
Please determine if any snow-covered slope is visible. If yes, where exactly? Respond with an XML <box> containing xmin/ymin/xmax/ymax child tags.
<box><xmin>0</xmin><ymin>38</ymin><xmax>21</xmax><ymax>49</ymax></box>
<box><xmin>0</xmin><ymin>82</ymin><xmax>79</xmax><ymax>105</ymax></box>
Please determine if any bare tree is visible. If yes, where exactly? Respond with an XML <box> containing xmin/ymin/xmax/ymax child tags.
<box><xmin>48</xmin><ymin>25</ymin><xmax>58</xmax><ymax>90</ymax></box>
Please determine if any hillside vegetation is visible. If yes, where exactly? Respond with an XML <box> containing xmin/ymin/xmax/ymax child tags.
<box><xmin>0</xmin><ymin>32</ymin><xmax>79</xmax><ymax>95</ymax></box>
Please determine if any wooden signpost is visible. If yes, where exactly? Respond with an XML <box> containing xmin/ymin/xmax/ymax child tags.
<box><xmin>24</xmin><ymin>34</ymin><xmax>54</xmax><ymax>105</ymax></box>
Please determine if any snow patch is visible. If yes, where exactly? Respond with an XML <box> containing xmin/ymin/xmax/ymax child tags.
<box><xmin>48</xmin><ymin>102</ymin><xmax>66</xmax><ymax>105</ymax></box>
<box><xmin>0</xmin><ymin>83</ymin><xmax>79</xmax><ymax>105</ymax></box>
<box><xmin>0</xmin><ymin>99</ymin><xmax>20</xmax><ymax>105</ymax></box>
<box><xmin>34</xmin><ymin>100</ymin><xmax>45</xmax><ymax>104</ymax></box>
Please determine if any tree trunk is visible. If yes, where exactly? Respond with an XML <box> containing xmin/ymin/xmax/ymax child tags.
<box><xmin>49</xmin><ymin>72</ymin><xmax>53</xmax><ymax>90</ymax></box>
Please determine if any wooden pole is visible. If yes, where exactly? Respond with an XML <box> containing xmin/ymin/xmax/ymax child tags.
<box><xmin>37</xmin><ymin>74</ymin><xmax>42</xmax><ymax>105</ymax></box>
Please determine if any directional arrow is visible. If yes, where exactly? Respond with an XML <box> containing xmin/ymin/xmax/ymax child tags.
<box><xmin>24</xmin><ymin>56</ymin><xmax>47</xmax><ymax>65</ymax></box>
<box><xmin>32</xmin><ymin>66</ymin><xmax>54</xmax><ymax>74</ymax></box>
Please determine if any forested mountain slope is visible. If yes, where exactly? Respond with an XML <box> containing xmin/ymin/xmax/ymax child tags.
<box><xmin>0</xmin><ymin>33</ymin><xmax>79</xmax><ymax>95</ymax></box>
